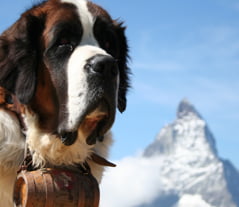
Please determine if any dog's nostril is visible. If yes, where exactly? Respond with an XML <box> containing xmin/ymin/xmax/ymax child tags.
<box><xmin>85</xmin><ymin>63</ymin><xmax>92</xmax><ymax>71</ymax></box>
<box><xmin>87</xmin><ymin>55</ymin><xmax>118</xmax><ymax>78</ymax></box>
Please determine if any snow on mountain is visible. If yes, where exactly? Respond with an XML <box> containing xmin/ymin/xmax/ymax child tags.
<box><xmin>100</xmin><ymin>99</ymin><xmax>239</xmax><ymax>207</ymax></box>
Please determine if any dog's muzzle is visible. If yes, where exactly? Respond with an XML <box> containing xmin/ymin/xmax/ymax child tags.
<box><xmin>60</xmin><ymin>54</ymin><xmax>119</xmax><ymax>146</ymax></box>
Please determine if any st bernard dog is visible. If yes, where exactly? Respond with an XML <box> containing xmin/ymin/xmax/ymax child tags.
<box><xmin>0</xmin><ymin>0</ymin><xmax>130</xmax><ymax>206</ymax></box>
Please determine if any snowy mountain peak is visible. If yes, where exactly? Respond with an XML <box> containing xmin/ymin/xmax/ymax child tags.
<box><xmin>144</xmin><ymin>99</ymin><xmax>217</xmax><ymax>157</ymax></box>
<box><xmin>177</xmin><ymin>98</ymin><xmax>202</xmax><ymax>119</ymax></box>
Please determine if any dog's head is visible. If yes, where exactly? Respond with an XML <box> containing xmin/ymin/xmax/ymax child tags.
<box><xmin>0</xmin><ymin>0</ymin><xmax>129</xmax><ymax>146</ymax></box>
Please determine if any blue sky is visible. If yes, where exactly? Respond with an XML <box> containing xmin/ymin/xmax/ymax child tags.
<box><xmin>1</xmin><ymin>0</ymin><xmax>239</xmax><ymax>168</ymax></box>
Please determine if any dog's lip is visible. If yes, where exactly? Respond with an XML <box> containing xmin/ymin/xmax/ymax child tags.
<box><xmin>60</xmin><ymin>131</ymin><xmax>78</xmax><ymax>146</ymax></box>
<box><xmin>59</xmin><ymin>98</ymin><xmax>113</xmax><ymax>146</ymax></box>
<box><xmin>81</xmin><ymin>112</ymin><xmax>109</xmax><ymax>136</ymax></box>
<box><xmin>82</xmin><ymin>99</ymin><xmax>111</xmax><ymax>145</ymax></box>
<box><xmin>60</xmin><ymin>113</ymin><xmax>108</xmax><ymax>146</ymax></box>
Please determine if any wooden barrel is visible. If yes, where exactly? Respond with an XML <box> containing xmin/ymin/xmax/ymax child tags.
<box><xmin>14</xmin><ymin>168</ymin><xmax>99</xmax><ymax>207</ymax></box>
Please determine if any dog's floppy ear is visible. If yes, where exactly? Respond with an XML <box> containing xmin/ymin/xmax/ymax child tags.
<box><xmin>114</xmin><ymin>22</ymin><xmax>130</xmax><ymax>113</ymax></box>
<box><xmin>0</xmin><ymin>14</ymin><xmax>44</xmax><ymax>104</ymax></box>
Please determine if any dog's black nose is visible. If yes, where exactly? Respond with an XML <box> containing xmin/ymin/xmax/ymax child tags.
<box><xmin>85</xmin><ymin>55</ymin><xmax>118</xmax><ymax>78</ymax></box>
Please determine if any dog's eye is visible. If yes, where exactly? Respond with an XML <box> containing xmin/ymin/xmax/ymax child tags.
<box><xmin>55</xmin><ymin>38</ymin><xmax>75</xmax><ymax>57</ymax></box>
<box><xmin>104</xmin><ymin>41</ymin><xmax>110</xmax><ymax>50</ymax></box>
<box><xmin>57</xmin><ymin>38</ymin><xmax>74</xmax><ymax>51</ymax></box>
<box><xmin>58</xmin><ymin>38</ymin><xmax>71</xmax><ymax>46</ymax></box>
<box><xmin>101</xmin><ymin>31</ymin><xmax>117</xmax><ymax>57</ymax></box>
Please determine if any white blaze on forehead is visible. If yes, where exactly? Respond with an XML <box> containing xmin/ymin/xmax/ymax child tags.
<box><xmin>61</xmin><ymin>0</ymin><xmax>98</xmax><ymax>46</ymax></box>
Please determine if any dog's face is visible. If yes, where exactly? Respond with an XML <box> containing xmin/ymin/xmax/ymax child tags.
<box><xmin>0</xmin><ymin>0</ymin><xmax>129</xmax><ymax>146</ymax></box>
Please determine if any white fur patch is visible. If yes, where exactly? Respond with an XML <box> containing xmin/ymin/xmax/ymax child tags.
<box><xmin>0</xmin><ymin>109</ymin><xmax>25</xmax><ymax>207</ymax></box>
<box><xmin>0</xmin><ymin>110</ymin><xmax>25</xmax><ymax>171</ymax></box>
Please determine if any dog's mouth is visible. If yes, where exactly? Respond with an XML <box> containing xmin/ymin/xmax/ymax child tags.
<box><xmin>81</xmin><ymin>101</ymin><xmax>111</xmax><ymax>145</ymax></box>
<box><xmin>60</xmin><ymin>99</ymin><xmax>115</xmax><ymax>146</ymax></box>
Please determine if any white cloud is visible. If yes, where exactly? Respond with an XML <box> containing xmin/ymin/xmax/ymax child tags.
<box><xmin>175</xmin><ymin>194</ymin><xmax>215</xmax><ymax>207</ymax></box>
<box><xmin>100</xmin><ymin>155</ymin><xmax>164</xmax><ymax>207</ymax></box>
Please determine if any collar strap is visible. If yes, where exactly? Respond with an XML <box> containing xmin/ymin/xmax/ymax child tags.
<box><xmin>90</xmin><ymin>153</ymin><xmax>116</xmax><ymax>167</ymax></box>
